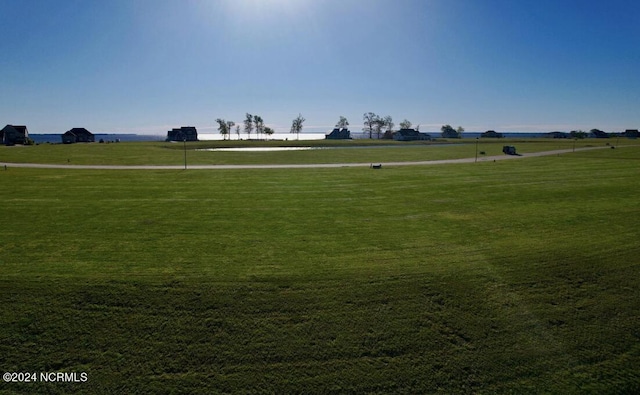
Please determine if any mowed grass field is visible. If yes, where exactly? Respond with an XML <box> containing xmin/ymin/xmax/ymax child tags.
<box><xmin>1</xmin><ymin>138</ymin><xmax>627</xmax><ymax>166</ymax></box>
<box><xmin>1</xmin><ymin>143</ymin><xmax>639</xmax><ymax>393</ymax></box>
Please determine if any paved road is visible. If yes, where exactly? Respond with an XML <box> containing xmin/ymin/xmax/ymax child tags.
<box><xmin>0</xmin><ymin>146</ymin><xmax>610</xmax><ymax>170</ymax></box>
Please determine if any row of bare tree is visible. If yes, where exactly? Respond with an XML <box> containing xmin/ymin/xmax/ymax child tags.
<box><xmin>216</xmin><ymin>114</ymin><xmax>306</xmax><ymax>140</ymax></box>
<box><xmin>216</xmin><ymin>112</ymin><xmax>463</xmax><ymax>140</ymax></box>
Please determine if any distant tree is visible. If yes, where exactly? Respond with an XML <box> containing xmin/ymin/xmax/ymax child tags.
<box><xmin>456</xmin><ymin>126</ymin><xmax>465</xmax><ymax>137</ymax></box>
<box><xmin>372</xmin><ymin>119</ymin><xmax>382</xmax><ymax>139</ymax></box>
<box><xmin>264</xmin><ymin>126</ymin><xmax>274</xmax><ymax>139</ymax></box>
<box><xmin>441</xmin><ymin>124</ymin><xmax>462</xmax><ymax>138</ymax></box>
<box><xmin>235</xmin><ymin>125</ymin><xmax>241</xmax><ymax>140</ymax></box>
<box><xmin>336</xmin><ymin>116</ymin><xmax>349</xmax><ymax>129</ymax></box>
<box><xmin>372</xmin><ymin>116</ymin><xmax>392</xmax><ymax>139</ymax></box>
<box><xmin>254</xmin><ymin>115</ymin><xmax>264</xmax><ymax>139</ymax></box>
<box><xmin>244</xmin><ymin>113</ymin><xmax>254</xmax><ymax>139</ymax></box>
<box><xmin>226</xmin><ymin>121</ymin><xmax>235</xmax><ymax>141</ymax></box>
<box><xmin>363</xmin><ymin>112</ymin><xmax>378</xmax><ymax>139</ymax></box>
<box><xmin>290</xmin><ymin>113</ymin><xmax>305</xmax><ymax>140</ymax></box>
<box><xmin>383</xmin><ymin>115</ymin><xmax>394</xmax><ymax>132</ymax></box>
<box><xmin>570</xmin><ymin>130</ymin><xmax>587</xmax><ymax>139</ymax></box>
<box><xmin>216</xmin><ymin>118</ymin><xmax>229</xmax><ymax>140</ymax></box>
<box><xmin>399</xmin><ymin>119</ymin><xmax>412</xmax><ymax>129</ymax></box>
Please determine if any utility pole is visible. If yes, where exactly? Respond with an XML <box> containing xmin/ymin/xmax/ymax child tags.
<box><xmin>475</xmin><ymin>138</ymin><xmax>479</xmax><ymax>162</ymax></box>
<box><xmin>183</xmin><ymin>137</ymin><xmax>187</xmax><ymax>170</ymax></box>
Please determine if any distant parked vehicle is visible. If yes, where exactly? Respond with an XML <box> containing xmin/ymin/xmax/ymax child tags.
<box><xmin>502</xmin><ymin>146</ymin><xmax>517</xmax><ymax>155</ymax></box>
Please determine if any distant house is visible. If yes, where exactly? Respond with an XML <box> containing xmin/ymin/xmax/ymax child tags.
<box><xmin>167</xmin><ymin>126</ymin><xmax>198</xmax><ymax>142</ymax></box>
<box><xmin>393</xmin><ymin>128</ymin><xmax>431</xmax><ymax>141</ymax></box>
<box><xmin>547</xmin><ymin>131</ymin><xmax>569</xmax><ymax>139</ymax></box>
<box><xmin>623</xmin><ymin>129</ymin><xmax>639</xmax><ymax>139</ymax></box>
<box><xmin>326</xmin><ymin>128</ymin><xmax>351</xmax><ymax>140</ymax></box>
<box><xmin>481</xmin><ymin>130</ymin><xmax>503</xmax><ymax>138</ymax></box>
<box><xmin>1</xmin><ymin>125</ymin><xmax>29</xmax><ymax>145</ymax></box>
<box><xmin>61</xmin><ymin>128</ymin><xmax>95</xmax><ymax>144</ymax></box>
<box><xmin>589</xmin><ymin>129</ymin><xmax>609</xmax><ymax>138</ymax></box>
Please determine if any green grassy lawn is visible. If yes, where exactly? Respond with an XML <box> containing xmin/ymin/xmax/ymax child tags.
<box><xmin>0</xmin><ymin>138</ymin><xmax>627</xmax><ymax>166</ymax></box>
<box><xmin>1</xmin><ymin>146</ymin><xmax>639</xmax><ymax>393</ymax></box>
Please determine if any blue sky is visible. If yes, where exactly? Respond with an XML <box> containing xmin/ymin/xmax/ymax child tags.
<box><xmin>2</xmin><ymin>0</ymin><xmax>639</xmax><ymax>135</ymax></box>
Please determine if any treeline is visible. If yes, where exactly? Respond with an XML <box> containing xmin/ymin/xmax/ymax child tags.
<box><xmin>215</xmin><ymin>113</ymin><xmax>305</xmax><ymax>140</ymax></box>
<box><xmin>213</xmin><ymin>112</ymin><xmax>636</xmax><ymax>140</ymax></box>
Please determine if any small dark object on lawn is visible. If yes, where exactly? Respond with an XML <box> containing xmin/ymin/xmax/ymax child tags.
<box><xmin>371</xmin><ymin>164</ymin><xmax>382</xmax><ymax>169</ymax></box>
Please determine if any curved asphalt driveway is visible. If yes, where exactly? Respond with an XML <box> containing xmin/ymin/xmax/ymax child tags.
<box><xmin>0</xmin><ymin>146</ymin><xmax>610</xmax><ymax>170</ymax></box>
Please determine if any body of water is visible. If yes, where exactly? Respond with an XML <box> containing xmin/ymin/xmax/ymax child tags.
<box><xmin>29</xmin><ymin>134</ymin><xmax>165</xmax><ymax>144</ymax></box>
<box><xmin>29</xmin><ymin>131</ymin><xmax>561</xmax><ymax>144</ymax></box>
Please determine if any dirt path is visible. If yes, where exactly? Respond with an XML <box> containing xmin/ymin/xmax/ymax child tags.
<box><xmin>0</xmin><ymin>146</ymin><xmax>610</xmax><ymax>170</ymax></box>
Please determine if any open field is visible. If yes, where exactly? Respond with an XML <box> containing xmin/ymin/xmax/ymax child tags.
<box><xmin>1</xmin><ymin>144</ymin><xmax>639</xmax><ymax>393</ymax></box>
<box><xmin>0</xmin><ymin>138</ymin><xmax>632</xmax><ymax>166</ymax></box>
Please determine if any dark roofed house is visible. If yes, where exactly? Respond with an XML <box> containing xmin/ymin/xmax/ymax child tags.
<box><xmin>167</xmin><ymin>126</ymin><xmax>198</xmax><ymax>142</ymax></box>
<box><xmin>61</xmin><ymin>128</ymin><xmax>95</xmax><ymax>144</ymax></box>
<box><xmin>623</xmin><ymin>129</ymin><xmax>639</xmax><ymax>139</ymax></box>
<box><xmin>589</xmin><ymin>129</ymin><xmax>609</xmax><ymax>138</ymax></box>
<box><xmin>393</xmin><ymin>128</ymin><xmax>431</xmax><ymax>141</ymax></box>
<box><xmin>1</xmin><ymin>125</ymin><xmax>29</xmax><ymax>145</ymax></box>
<box><xmin>325</xmin><ymin>128</ymin><xmax>351</xmax><ymax>140</ymax></box>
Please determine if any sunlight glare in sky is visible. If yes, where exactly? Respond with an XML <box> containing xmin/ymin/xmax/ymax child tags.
<box><xmin>2</xmin><ymin>0</ymin><xmax>639</xmax><ymax>134</ymax></box>
<box><xmin>221</xmin><ymin>0</ymin><xmax>309</xmax><ymax>21</ymax></box>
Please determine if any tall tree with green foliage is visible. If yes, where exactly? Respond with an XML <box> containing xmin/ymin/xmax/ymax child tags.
<box><xmin>264</xmin><ymin>126</ymin><xmax>274</xmax><ymax>139</ymax></box>
<box><xmin>244</xmin><ymin>113</ymin><xmax>254</xmax><ymax>140</ymax></box>
<box><xmin>290</xmin><ymin>114</ymin><xmax>305</xmax><ymax>140</ymax></box>
<box><xmin>235</xmin><ymin>125</ymin><xmax>241</xmax><ymax>140</ymax></box>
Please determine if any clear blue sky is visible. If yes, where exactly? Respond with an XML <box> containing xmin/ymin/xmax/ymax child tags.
<box><xmin>2</xmin><ymin>0</ymin><xmax>639</xmax><ymax>135</ymax></box>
